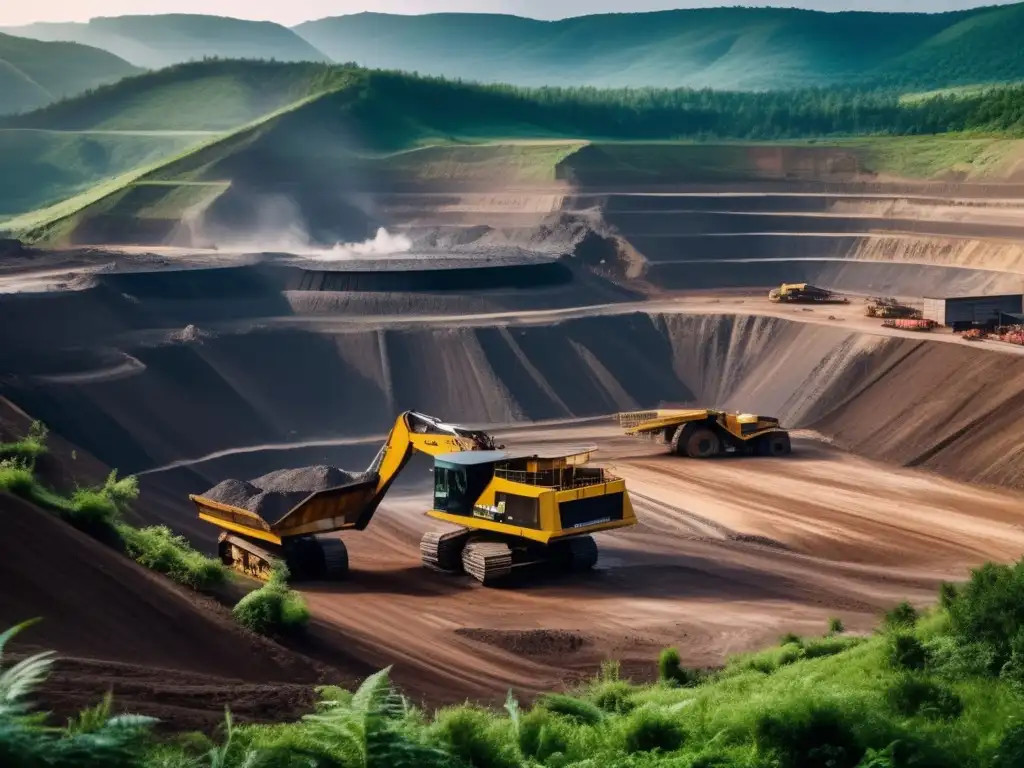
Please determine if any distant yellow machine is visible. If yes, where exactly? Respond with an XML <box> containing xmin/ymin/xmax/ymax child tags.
<box><xmin>190</xmin><ymin>411</ymin><xmax>637</xmax><ymax>586</ymax></box>
<box><xmin>618</xmin><ymin>409</ymin><xmax>791</xmax><ymax>458</ymax></box>
<box><xmin>768</xmin><ymin>283</ymin><xmax>847</xmax><ymax>304</ymax></box>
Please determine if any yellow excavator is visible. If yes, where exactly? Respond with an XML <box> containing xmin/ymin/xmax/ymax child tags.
<box><xmin>190</xmin><ymin>411</ymin><xmax>637</xmax><ymax>586</ymax></box>
<box><xmin>618</xmin><ymin>409</ymin><xmax>791</xmax><ymax>458</ymax></box>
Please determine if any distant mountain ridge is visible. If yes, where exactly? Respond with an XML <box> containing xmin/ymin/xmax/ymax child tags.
<box><xmin>5</xmin><ymin>5</ymin><xmax>1024</xmax><ymax>93</ymax></box>
<box><xmin>0</xmin><ymin>32</ymin><xmax>139</xmax><ymax>115</ymax></box>
<box><xmin>293</xmin><ymin>6</ymin><xmax>1024</xmax><ymax>90</ymax></box>
<box><xmin>2</xmin><ymin>14</ymin><xmax>329</xmax><ymax>70</ymax></box>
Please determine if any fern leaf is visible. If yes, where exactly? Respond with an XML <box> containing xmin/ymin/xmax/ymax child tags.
<box><xmin>0</xmin><ymin>618</ymin><xmax>43</xmax><ymax>664</ymax></box>
<box><xmin>0</xmin><ymin>651</ymin><xmax>55</xmax><ymax>709</ymax></box>
<box><xmin>351</xmin><ymin>666</ymin><xmax>393</xmax><ymax>715</ymax></box>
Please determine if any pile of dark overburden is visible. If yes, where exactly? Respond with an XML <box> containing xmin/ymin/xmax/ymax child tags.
<box><xmin>202</xmin><ymin>465</ymin><xmax>369</xmax><ymax>521</ymax></box>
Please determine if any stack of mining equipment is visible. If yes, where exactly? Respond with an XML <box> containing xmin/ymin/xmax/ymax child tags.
<box><xmin>768</xmin><ymin>283</ymin><xmax>849</xmax><ymax>304</ymax></box>
<box><xmin>866</xmin><ymin>297</ymin><xmax>922</xmax><ymax>320</ymax></box>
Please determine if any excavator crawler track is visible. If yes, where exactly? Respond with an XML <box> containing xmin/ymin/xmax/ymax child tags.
<box><xmin>420</xmin><ymin>528</ymin><xmax>471</xmax><ymax>573</ymax></box>
<box><xmin>219</xmin><ymin>533</ymin><xmax>278</xmax><ymax>582</ymax></box>
<box><xmin>462</xmin><ymin>541</ymin><xmax>513</xmax><ymax>585</ymax></box>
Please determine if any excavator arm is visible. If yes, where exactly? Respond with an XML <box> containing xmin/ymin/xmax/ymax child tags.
<box><xmin>191</xmin><ymin>410</ymin><xmax>501</xmax><ymax>541</ymax></box>
<box><xmin>350</xmin><ymin>411</ymin><xmax>500</xmax><ymax>530</ymax></box>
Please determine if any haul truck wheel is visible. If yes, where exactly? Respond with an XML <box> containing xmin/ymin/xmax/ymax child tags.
<box><xmin>685</xmin><ymin>427</ymin><xmax>721</xmax><ymax>459</ymax></box>
<box><xmin>764</xmin><ymin>432</ymin><xmax>792</xmax><ymax>457</ymax></box>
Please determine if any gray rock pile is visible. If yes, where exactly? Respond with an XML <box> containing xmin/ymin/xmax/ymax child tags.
<box><xmin>202</xmin><ymin>465</ymin><xmax>370</xmax><ymax>522</ymax></box>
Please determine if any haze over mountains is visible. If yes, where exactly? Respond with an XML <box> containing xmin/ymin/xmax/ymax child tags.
<box><xmin>0</xmin><ymin>32</ymin><xmax>139</xmax><ymax>114</ymax></box>
<box><xmin>2</xmin><ymin>3</ymin><xmax>1024</xmax><ymax>98</ymax></box>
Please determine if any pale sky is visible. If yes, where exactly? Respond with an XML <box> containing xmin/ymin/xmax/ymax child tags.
<box><xmin>0</xmin><ymin>0</ymin><xmax>1017</xmax><ymax>28</ymax></box>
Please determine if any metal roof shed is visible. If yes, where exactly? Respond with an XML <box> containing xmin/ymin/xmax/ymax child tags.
<box><xmin>922</xmin><ymin>294</ymin><xmax>1023</xmax><ymax>327</ymax></box>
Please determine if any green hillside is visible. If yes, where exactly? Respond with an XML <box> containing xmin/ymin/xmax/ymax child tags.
<box><xmin>0</xmin><ymin>129</ymin><xmax>205</xmax><ymax>220</ymax></box>
<box><xmin>0</xmin><ymin>32</ymin><xmax>139</xmax><ymax>116</ymax></box>
<box><xmin>294</xmin><ymin>5</ymin><xmax>1024</xmax><ymax>90</ymax></box>
<box><xmin>11</xmin><ymin>66</ymin><xmax>1024</xmax><ymax>245</ymax></box>
<box><xmin>3</xmin><ymin>61</ymin><xmax>352</xmax><ymax>132</ymax></box>
<box><xmin>2</xmin><ymin>14</ymin><xmax>328</xmax><ymax>69</ymax></box>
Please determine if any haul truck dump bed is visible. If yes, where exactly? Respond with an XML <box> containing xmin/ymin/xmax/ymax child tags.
<box><xmin>191</xmin><ymin>411</ymin><xmax>637</xmax><ymax>586</ymax></box>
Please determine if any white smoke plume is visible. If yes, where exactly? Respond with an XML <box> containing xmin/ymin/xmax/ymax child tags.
<box><xmin>189</xmin><ymin>195</ymin><xmax>413</xmax><ymax>260</ymax></box>
<box><xmin>304</xmin><ymin>227</ymin><xmax>413</xmax><ymax>262</ymax></box>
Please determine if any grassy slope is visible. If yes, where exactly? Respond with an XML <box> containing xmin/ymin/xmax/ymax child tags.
<box><xmin>0</xmin><ymin>130</ymin><xmax>206</xmax><ymax>218</ymax></box>
<box><xmin>2</xmin><ymin>14</ymin><xmax>329</xmax><ymax>69</ymax></box>
<box><xmin>0</xmin><ymin>32</ymin><xmax>139</xmax><ymax>116</ymax></box>
<box><xmin>3</xmin><ymin>61</ymin><xmax>353</xmax><ymax>132</ymax></box>
<box><xmin>293</xmin><ymin>5</ymin><xmax>1023</xmax><ymax>90</ymax></box>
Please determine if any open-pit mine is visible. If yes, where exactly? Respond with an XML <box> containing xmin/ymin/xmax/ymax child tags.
<box><xmin>4</xmin><ymin>143</ymin><xmax>1024</xmax><ymax>727</ymax></box>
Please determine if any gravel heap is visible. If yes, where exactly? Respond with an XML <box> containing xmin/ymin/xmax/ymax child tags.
<box><xmin>202</xmin><ymin>465</ymin><xmax>371</xmax><ymax>522</ymax></box>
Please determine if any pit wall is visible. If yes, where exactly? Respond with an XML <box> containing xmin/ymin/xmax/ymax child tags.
<box><xmin>8</xmin><ymin>309</ymin><xmax>1024</xmax><ymax>492</ymax></box>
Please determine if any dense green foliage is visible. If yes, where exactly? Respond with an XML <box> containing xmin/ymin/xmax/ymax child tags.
<box><xmin>0</xmin><ymin>32</ymin><xmax>138</xmax><ymax>116</ymax></box>
<box><xmin>232</xmin><ymin>565</ymin><xmax>310</xmax><ymax>637</ymax></box>
<box><xmin>294</xmin><ymin>5</ymin><xmax>1024</xmax><ymax>91</ymax></box>
<box><xmin>0</xmin><ymin>422</ymin><xmax>226</xmax><ymax>590</ymax></box>
<box><xmin>8</xmin><ymin>555</ymin><xmax>1024</xmax><ymax>765</ymax></box>
<box><xmin>11</xmin><ymin>61</ymin><xmax>1024</xmax><ymax>142</ymax></box>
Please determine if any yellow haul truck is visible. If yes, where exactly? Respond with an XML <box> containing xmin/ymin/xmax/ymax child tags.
<box><xmin>618</xmin><ymin>409</ymin><xmax>791</xmax><ymax>458</ymax></box>
<box><xmin>190</xmin><ymin>411</ymin><xmax>637</xmax><ymax>586</ymax></box>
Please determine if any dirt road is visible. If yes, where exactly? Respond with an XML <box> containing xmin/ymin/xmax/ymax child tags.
<box><xmin>298</xmin><ymin>421</ymin><xmax>1024</xmax><ymax>705</ymax></box>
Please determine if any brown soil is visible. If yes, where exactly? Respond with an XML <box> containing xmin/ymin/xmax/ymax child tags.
<box><xmin>0</xmin><ymin>494</ymin><xmax>340</xmax><ymax>729</ymax></box>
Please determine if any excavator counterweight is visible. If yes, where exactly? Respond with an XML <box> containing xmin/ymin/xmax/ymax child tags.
<box><xmin>190</xmin><ymin>411</ymin><xmax>637</xmax><ymax>587</ymax></box>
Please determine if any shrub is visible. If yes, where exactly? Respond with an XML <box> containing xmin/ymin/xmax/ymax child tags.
<box><xmin>887</xmin><ymin>633</ymin><xmax>930</xmax><ymax>671</ymax></box>
<box><xmin>0</xmin><ymin>458</ymin><xmax>36</xmax><ymax>496</ymax></box>
<box><xmin>658</xmin><ymin>647</ymin><xmax>698</xmax><ymax>687</ymax></box>
<box><xmin>119</xmin><ymin>524</ymin><xmax>226</xmax><ymax>591</ymax></box>
<box><xmin>432</xmin><ymin>706</ymin><xmax>517</xmax><ymax>768</ymax></box>
<box><xmin>779</xmin><ymin>632</ymin><xmax>803</xmax><ymax>647</ymax></box>
<box><xmin>883</xmin><ymin>602</ymin><xmax>919</xmax><ymax>631</ymax></box>
<box><xmin>537</xmin><ymin>693</ymin><xmax>604</xmax><ymax>725</ymax></box>
<box><xmin>802</xmin><ymin>636</ymin><xmax>864</xmax><ymax>660</ymax></box>
<box><xmin>517</xmin><ymin>707</ymin><xmax>570</xmax><ymax>763</ymax></box>
<box><xmin>938</xmin><ymin>582</ymin><xmax>959</xmax><ymax>611</ymax></box>
<box><xmin>232</xmin><ymin>569</ymin><xmax>310</xmax><ymax>636</ymax></box>
<box><xmin>829</xmin><ymin>617</ymin><xmax>846</xmax><ymax>635</ymax></box>
<box><xmin>948</xmin><ymin>561</ymin><xmax>1024</xmax><ymax>667</ymax></box>
<box><xmin>753</xmin><ymin>704</ymin><xmax>863</xmax><ymax>768</ymax></box>
<box><xmin>590</xmin><ymin>680</ymin><xmax>637</xmax><ymax>714</ymax></box>
<box><xmin>0</xmin><ymin>421</ymin><xmax>49</xmax><ymax>461</ymax></box>
<box><xmin>992</xmin><ymin>721</ymin><xmax>1024</xmax><ymax>768</ymax></box>
<box><xmin>621</xmin><ymin>708</ymin><xmax>685</xmax><ymax>754</ymax></box>
<box><xmin>886</xmin><ymin>675</ymin><xmax>963</xmax><ymax>719</ymax></box>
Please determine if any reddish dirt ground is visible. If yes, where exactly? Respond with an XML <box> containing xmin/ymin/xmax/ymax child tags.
<box><xmin>293</xmin><ymin>423</ymin><xmax>1024</xmax><ymax>707</ymax></box>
